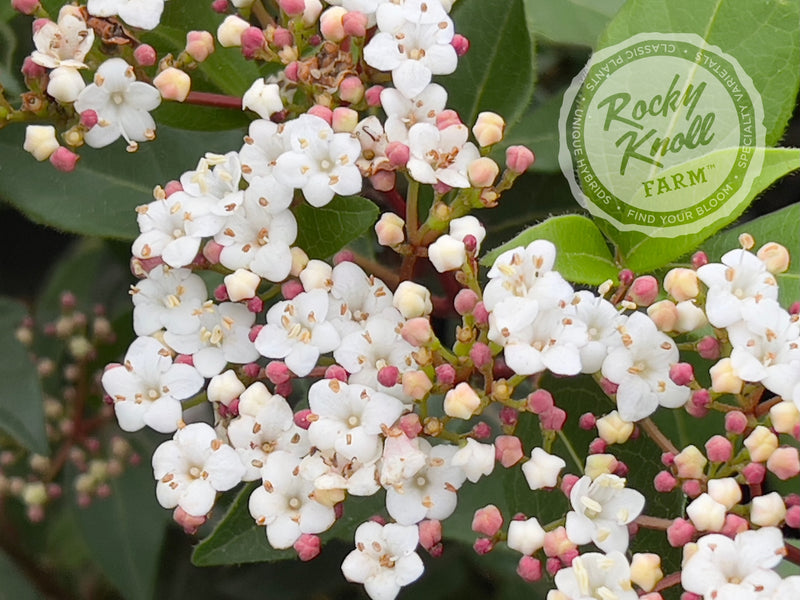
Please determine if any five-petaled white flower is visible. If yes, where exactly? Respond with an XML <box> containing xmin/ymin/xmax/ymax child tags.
<box><xmin>87</xmin><ymin>0</ymin><xmax>167</xmax><ymax>31</ymax></box>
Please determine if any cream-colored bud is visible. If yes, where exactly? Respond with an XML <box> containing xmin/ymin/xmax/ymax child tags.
<box><xmin>443</xmin><ymin>382</ymin><xmax>481</xmax><ymax>420</ymax></box>
<box><xmin>467</xmin><ymin>157</ymin><xmax>499</xmax><ymax>187</ymax></box>
<box><xmin>185</xmin><ymin>30</ymin><xmax>215</xmax><ymax>62</ymax></box>
<box><xmin>750</xmin><ymin>491</ymin><xmax>786</xmax><ymax>527</ymax></box>
<box><xmin>674</xmin><ymin>300</ymin><xmax>707</xmax><ymax>333</ymax></box>
<box><xmin>757</xmin><ymin>242</ymin><xmax>790</xmax><ymax>274</ymax></box>
<box><xmin>299</xmin><ymin>259</ymin><xmax>332</xmax><ymax>291</ymax></box>
<box><xmin>319</xmin><ymin>6</ymin><xmax>347</xmax><ymax>42</ymax></box>
<box><xmin>707</xmin><ymin>477</ymin><xmax>741</xmax><ymax>510</ymax></box>
<box><xmin>393</xmin><ymin>281</ymin><xmax>433</xmax><ymax>318</ymax></box>
<box><xmin>23</xmin><ymin>125</ymin><xmax>59</xmax><ymax>161</ymax></box>
<box><xmin>472</xmin><ymin>111</ymin><xmax>505</xmax><ymax>147</ymax></box>
<box><xmin>584</xmin><ymin>453</ymin><xmax>618</xmax><ymax>480</ymax></box>
<box><xmin>686</xmin><ymin>493</ymin><xmax>726</xmax><ymax>531</ymax></box>
<box><xmin>289</xmin><ymin>247</ymin><xmax>309</xmax><ymax>277</ymax></box>
<box><xmin>709</xmin><ymin>358</ymin><xmax>742</xmax><ymax>395</ymax></box>
<box><xmin>507</xmin><ymin>518</ymin><xmax>546</xmax><ymax>555</ymax></box>
<box><xmin>207</xmin><ymin>370</ymin><xmax>246</xmax><ymax>406</ymax></box>
<box><xmin>402</xmin><ymin>370</ymin><xmax>433</xmax><ymax>400</ymax></box>
<box><xmin>595</xmin><ymin>410</ymin><xmax>634</xmax><ymax>445</ymax></box>
<box><xmin>744</xmin><ymin>425</ymin><xmax>778</xmax><ymax>462</ymax></box>
<box><xmin>674</xmin><ymin>445</ymin><xmax>707</xmax><ymax>479</ymax></box>
<box><xmin>646</xmin><ymin>299</ymin><xmax>678</xmax><ymax>332</ymax></box>
<box><xmin>769</xmin><ymin>400</ymin><xmax>800</xmax><ymax>434</ymax></box>
<box><xmin>428</xmin><ymin>234</ymin><xmax>465</xmax><ymax>273</ymax></box>
<box><xmin>153</xmin><ymin>67</ymin><xmax>191</xmax><ymax>102</ymax></box>
<box><xmin>224</xmin><ymin>268</ymin><xmax>261</xmax><ymax>301</ymax></box>
<box><xmin>375</xmin><ymin>212</ymin><xmax>405</xmax><ymax>247</ymax></box>
<box><xmin>664</xmin><ymin>268</ymin><xmax>699</xmax><ymax>301</ymax></box>
<box><xmin>47</xmin><ymin>66</ymin><xmax>86</xmax><ymax>103</ymax></box>
<box><xmin>630</xmin><ymin>553</ymin><xmax>663</xmax><ymax>592</ymax></box>
<box><xmin>242</xmin><ymin>78</ymin><xmax>283</xmax><ymax>119</ymax></box>
<box><xmin>302</xmin><ymin>0</ymin><xmax>324</xmax><ymax>26</ymax></box>
<box><xmin>217</xmin><ymin>15</ymin><xmax>250</xmax><ymax>47</ymax></box>
<box><xmin>22</xmin><ymin>482</ymin><xmax>48</xmax><ymax>506</ymax></box>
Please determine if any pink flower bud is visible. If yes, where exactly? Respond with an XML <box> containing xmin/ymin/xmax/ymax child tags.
<box><xmin>319</xmin><ymin>6</ymin><xmax>347</xmax><ymax>41</ymax></box>
<box><xmin>401</xmin><ymin>370</ymin><xmax>433</xmax><ymax>401</ymax></box>
<box><xmin>744</xmin><ymin>426</ymin><xmax>778</xmax><ymax>462</ymax></box>
<box><xmin>398</xmin><ymin>413</ymin><xmax>422</xmax><ymax>438</ymax></box>
<box><xmin>540</xmin><ymin>407</ymin><xmax>566</xmax><ymax>431</ymax></box>
<box><xmin>173</xmin><ymin>506</ymin><xmax>208</xmax><ymax>534</ymax></box>
<box><xmin>217</xmin><ymin>15</ymin><xmax>250</xmax><ymax>47</ymax></box>
<box><xmin>668</xmin><ymin>362</ymin><xmax>694</xmax><ymax>386</ymax></box>
<box><xmin>436</xmin><ymin>110</ymin><xmax>462</xmax><ymax>130</ymax></box>
<box><xmin>324</xmin><ymin>364</ymin><xmax>348</xmax><ymax>382</ymax></box>
<box><xmin>271</xmin><ymin>27</ymin><xmax>293</xmax><ymax>48</ymax></box>
<box><xmin>281</xmin><ymin>279</ymin><xmax>303</xmax><ymax>300</ymax></box>
<box><xmin>500</xmin><ymin>407</ymin><xmax>518</xmax><ymax>427</ymax></box>
<box><xmin>279</xmin><ymin>0</ymin><xmax>306</xmax><ymax>16</ymax></box>
<box><xmin>691</xmin><ymin>251</ymin><xmax>709</xmax><ymax>268</ymax></box>
<box><xmin>578</xmin><ymin>412</ymin><xmax>596</xmax><ymax>430</ymax></box>
<box><xmin>266</xmin><ymin>361</ymin><xmax>291</xmax><ymax>384</ymax></box>
<box><xmin>588</xmin><ymin>438</ymin><xmax>607</xmax><ymax>454</ymax></box>
<box><xmin>213</xmin><ymin>284</ymin><xmax>229</xmax><ymax>302</ymax></box>
<box><xmin>682</xmin><ymin>593</ymin><xmax>702</xmax><ymax>600</ymax></box>
<box><xmin>332</xmin><ymin>106</ymin><xmax>358</xmax><ymax>132</ymax></box>
<box><xmin>246</xmin><ymin>296</ymin><xmax>263</xmax><ymax>313</ymax></box>
<box><xmin>646</xmin><ymin>300</ymin><xmax>678</xmax><ymax>332</ymax></box>
<box><xmin>284</xmin><ymin>61</ymin><xmax>300</xmax><ymax>81</ymax></box>
<box><xmin>704</xmin><ymin>435</ymin><xmax>733</xmax><ymax>463</ymax></box>
<box><xmin>186</xmin><ymin>30</ymin><xmax>215</xmax><ymax>62</ymax></box>
<box><xmin>741</xmin><ymin>461</ymin><xmax>766</xmax><ymax>484</ymax></box>
<box><xmin>386</xmin><ymin>141</ymin><xmax>410</xmax><ymax>167</ymax></box>
<box><xmin>766</xmin><ymin>446</ymin><xmax>800</xmax><ymax>480</ymax></box>
<box><xmin>505</xmin><ymin>145</ymin><xmax>535</xmax><ymax>173</ymax></box>
<box><xmin>365</xmin><ymin>85</ymin><xmax>384</xmax><ymax>107</ymax></box>
<box><xmin>724</xmin><ymin>410</ymin><xmax>748</xmax><ymax>434</ymax></box>
<box><xmin>418</xmin><ymin>519</ymin><xmax>442</xmax><ymax>554</ymax></box>
<box><xmin>664</xmin><ymin>267</ymin><xmax>699</xmax><ymax>301</ymax></box>
<box><xmin>153</xmin><ymin>67</ymin><xmax>191</xmax><ymax>102</ymax></box>
<box><xmin>654</xmin><ymin>471</ymin><xmax>677</xmax><ymax>493</ymax></box>
<box><xmin>370</xmin><ymin>170</ymin><xmax>396</xmax><ymax>191</ymax></box>
<box><xmin>275</xmin><ymin>380</ymin><xmax>292</xmax><ymax>397</ymax></box>
<box><xmin>435</xmin><ymin>363</ymin><xmax>456</xmax><ymax>386</ymax></box>
<box><xmin>451</xmin><ymin>33</ymin><xmax>470</xmax><ymax>56</ymax></box>
<box><xmin>211</xmin><ymin>0</ymin><xmax>228</xmax><ymax>13</ymax></box>
<box><xmin>526</xmin><ymin>389</ymin><xmax>554</xmax><ymax>414</ymax></box>
<box><xmin>241</xmin><ymin>27</ymin><xmax>266</xmax><ymax>59</ymax></box>
<box><xmin>516</xmin><ymin>556</ymin><xmax>542</xmax><ymax>582</ymax></box>
<box><xmin>472</xmin><ymin>112</ymin><xmax>505</xmax><ymax>147</ymax></box>
<box><xmin>696</xmin><ymin>336</ymin><xmax>721</xmax><ymax>360</ymax></box>
<box><xmin>307</xmin><ymin>104</ymin><xmax>333</xmax><ymax>124</ymax></box>
<box><xmin>202</xmin><ymin>240</ymin><xmax>223</xmax><ymax>264</ymax></box>
<box><xmin>543</xmin><ymin>527</ymin><xmax>574</xmax><ymax>557</ymax></box>
<box><xmin>444</xmin><ymin>381</ymin><xmax>481</xmax><ymax>419</ymax></box>
<box><xmin>49</xmin><ymin>147</ymin><xmax>79</xmax><ymax>172</ymax></box>
<box><xmin>467</xmin><ymin>156</ymin><xmax>500</xmax><ymax>187</ymax></box>
<box><xmin>721</xmin><ymin>513</ymin><xmax>749</xmax><ymax>537</ymax></box>
<box><xmin>709</xmin><ymin>358</ymin><xmax>742</xmax><ymax>395</ymax></box>
<box><xmin>599</xmin><ymin>377</ymin><xmax>619</xmax><ymax>395</ymax></box>
<box><xmin>293</xmin><ymin>408</ymin><xmax>312</xmax><ymax>430</ymax></box>
<box><xmin>473</xmin><ymin>301</ymin><xmax>489</xmax><ymax>325</ymax></box>
<box><xmin>472</xmin><ymin>505</ymin><xmax>503</xmax><ymax>537</ymax></box>
<box><xmin>248</xmin><ymin>325</ymin><xmax>263</xmax><ymax>343</ymax></box>
<box><xmin>627</xmin><ymin>275</ymin><xmax>659</xmax><ymax>306</ymax></box>
<box><xmin>22</xmin><ymin>56</ymin><xmax>46</xmax><ymax>79</ymax></box>
<box><xmin>293</xmin><ymin>533</ymin><xmax>321</xmax><ymax>561</ymax></box>
<box><xmin>453</xmin><ymin>289</ymin><xmax>478</xmax><ymax>315</ymax></box>
<box><xmin>338</xmin><ymin>75</ymin><xmax>364</xmax><ymax>104</ymax></box>
<box><xmin>472</xmin><ymin>422</ymin><xmax>491</xmax><ymax>440</ymax></box>
<box><xmin>560</xmin><ymin>474</ymin><xmax>579</xmax><ymax>498</ymax></box>
<box><xmin>469</xmin><ymin>342</ymin><xmax>492</xmax><ymax>370</ymax></box>
<box><xmin>790</xmin><ymin>302</ymin><xmax>800</xmax><ymax>315</ymax></box>
<box><xmin>473</xmin><ymin>537</ymin><xmax>494</xmax><ymax>555</ymax></box>
<box><xmin>400</xmin><ymin>317</ymin><xmax>433</xmax><ymax>346</ymax></box>
<box><xmin>690</xmin><ymin>389</ymin><xmax>711</xmax><ymax>411</ymax></box>
<box><xmin>785</xmin><ymin>505</ymin><xmax>800</xmax><ymax>528</ymax></box>
<box><xmin>546</xmin><ymin>557</ymin><xmax>562</xmax><ymax>576</ymax></box>
<box><xmin>666</xmin><ymin>518</ymin><xmax>696</xmax><ymax>547</ymax></box>
<box><xmin>342</xmin><ymin>11</ymin><xmax>367</xmax><ymax>37</ymax></box>
<box><xmin>682</xmin><ymin>479</ymin><xmax>701</xmax><ymax>498</ymax></box>
<box><xmin>133</xmin><ymin>44</ymin><xmax>157</xmax><ymax>67</ymax></box>
<box><xmin>13</xmin><ymin>0</ymin><xmax>40</xmax><ymax>15</ymax></box>
<box><xmin>377</xmin><ymin>365</ymin><xmax>400</xmax><ymax>388</ymax></box>
<box><xmin>495</xmin><ymin>435</ymin><xmax>523</xmax><ymax>467</ymax></box>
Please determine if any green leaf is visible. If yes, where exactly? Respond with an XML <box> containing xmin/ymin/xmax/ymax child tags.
<box><xmin>599</xmin><ymin>0</ymin><xmax>800</xmax><ymax>147</ymax></box>
<box><xmin>294</xmin><ymin>195</ymin><xmax>379</xmax><ymax>259</ymax></box>
<box><xmin>443</xmin><ymin>0</ymin><xmax>535</xmax><ymax>134</ymax></box>
<box><xmin>702</xmin><ymin>203</ymin><xmax>800</xmax><ymax>306</ymax></box>
<box><xmin>492</xmin><ymin>92</ymin><xmax>564</xmax><ymax>173</ymax></box>
<box><xmin>0</xmin><ymin>549</ymin><xmax>46</xmax><ymax>600</ymax></box>
<box><xmin>73</xmin><ymin>459</ymin><xmax>170</xmax><ymax>600</ymax></box>
<box><xmin>0</xmin><ymin>297</ymin><xmax>48</xmax><ymax>455</ymax></box>
<box><xmin>481</xmin><ymin>214</ymin><xmax>618</xmax><ymax>285</ymax></box>
<box><xmin>523</xmin><ymin>0</ymin><xmax>625</xmax><ymax>47</ymax></box>
<box><xmin>0</xmin><ymin>124</ymin><xmax>245</xmax><ymax>240</ymax></box>
<box><xmin>611</xmin><ymin>148</ymin><xmax>800</xmax><ymax>273</ymax></box>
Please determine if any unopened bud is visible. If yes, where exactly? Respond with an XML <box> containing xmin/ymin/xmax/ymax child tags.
<box><xmin>686</xmin><ymin>493</ymin><xmax>725</xmax><ymax>531</ymax></box>
<box><xmin>443</xmin><ymin>382</ymin><xmax>481</xmax><ymax>420</ymax></box>
<box><xmin>664</xmin><ymin>268</ymin><xmax>699</xmax><ymax>301</ymax></box>
<box><xmin>472</xmin><ymin>111</ymin><xmax>505</xmax><ymax>147</ymax></box>
<box><xmin>393</xmin><ymin>281</ymin><xmax>432</xmax><ymax>318</ymax></box>
<box><xmin>707</xmin><ymin>477</ymin><xmax>741</xmax><ymax>509</ymax></box>
<box><xmin>242</xmin><ymin>78</ymin><xmax>283</xmax><ymax>119</ymax></box>
<box><xmin>757</xmin><ymin>242</ymin><xmax>790</xmax><ymax>273</ymax></box>
<box><xmin>507</xmin><ymin>517</ymin><xmax>545</xmax><ymax>555</ymax></box>
<box><xmin>646</xmin><ymin>299</ymin><xmax>678</xmax><ymax>331</ymax></box>
<box><xmin>505</xmin><ymin>145</ymin><xmax>534</xmax><ymax>173</ymax></box>
<box><xmin>595</xmin><ymin>410</ymin><xmax>634</xmax><ymax>445</ymax></box>
<box><xmin>47</xmin><ymin>66</ymin><xmax>86</xmax><ymax>103</ymax></box>
<box><xmin>320</xmin><ymin>6</ymin><xmax>347</xmax><ymax>42</ymax></box>
<box><xmin>154</xmin><ymin>67</ymin><xmax>191</xmax><ymax>102</ymax></box>
<box><xmin>186</xmin><ymin>30</ymin><xmax>215</xmax><ymax>62</ymax></box>
<box><xmin>23</xmin><ymin>125</ymin><xmax>59</xmax><ymax>161</ymax></box>
<box><xmin>49</xmin><ymin>146</ymin><xmax>79</xmax><ymax>172</ymax></box>
<box><xmin>743</xmin><ymin>425</ymin><xmax>778</xmax><ymax>462</ymax></box>
<box><xmin>709</xmin><ymin>358</ymin><xmax>742</xmax><ymax>395</ymax></box>
<box><xmin>467</xmin><ymin>156</ymin><xmax>499</xmax><ymax>187</ymax></box>
<box><xmin>217</xmin><ymin>15</ymin><xmax>250</xmax><ymax>47</ymax></box>
<box><xmin>749</xmin><ymin>492</ymin><xmax>786</xmax><ymax>527</ymax></box>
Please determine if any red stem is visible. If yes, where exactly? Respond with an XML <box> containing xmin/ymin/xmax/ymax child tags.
<box><xmin>184</xmin><ymin>91</ymin><xmax>243</xmax><ymax>110</ymax></box>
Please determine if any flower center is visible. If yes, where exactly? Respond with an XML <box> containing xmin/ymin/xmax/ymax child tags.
<box><xmin>111</xmin><ymin>92</ymin><xmax>125</xmax><ymax>105</ymax></box>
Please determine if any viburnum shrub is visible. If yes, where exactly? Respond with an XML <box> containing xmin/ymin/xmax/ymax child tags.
<box><xmin>0</xmin><ymin>1</ymin><xmax>798</xmax><ymax>599</ymax></box>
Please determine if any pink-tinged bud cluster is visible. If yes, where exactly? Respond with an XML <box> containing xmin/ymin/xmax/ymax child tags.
<box><xmin>134</xmin><ymin>44</ymin><xmax>157</xmax><ymax>67</ymax></box>
<box><xmin>186</xmin><ymin>31</ymin><xmax>215</xmax><ymax>63</ymax></box>
<box><xmin>49</xmin><ymin>147</ymin><xmax>79</xmax><ymax>172</ymax></box>
<box><xmin>724</xmin><ymin>410</ymin><xmax>748</xmax><ymax>434</ymax></box>
<box><xmin>654</xmin><ymin>471</ymin><xmax>677</xmax><ymax>492</ymax></box>
<box><xmin>418</xmin><ymin>519</ymin><xmax>443</xmax><ymax>557</ymax></box>
<box><xmin>704</xmin><ymin>435</ymin><xmax>733</xmax><ymax>463</ymax></box>
<box><xmin>338</xmin><ymin>76</ymin><xmax>364</xmax><ymax>104</ymax></box>
<box><xmin>666</xmin><ymin>517</ymin><xmax>696</xmax><ymax>547</ymax></box>
<box><xmin>451</xmin><ymin>33</ymin><xmax>470</xmax><ymax>56</ymax></box>
<box><xmin>154</xmin><ymin>68</ymin><xmax>191</xmax><ymax>102</ymax></box>
<box><xmin>505</xmin><ymin>145</ymin><xmax>534</xmax><ymax>173</ymax></box>
<box><xmin>628</xmin><ymin>275</ymin><xmax>659</xmax><ymax>306</ymax></box>
<box><xmin>696</xmin><ymin>335</ymin><xmax>721</xmax><ymax>360</ymax></box>
<box><xmin>279</xmin><ymin>0</ymin><xmax>306</xmax><ymax>16</ymax></box>
<box><xmin>691</xmin><ymin>250</ymin><xmax>709</xmax><ymax>268</ymax></box>
<box><xmin>472</xmin><ymin>505</ymin><xmax>503</xmax><ymax>537</ymax></box>
<box><xmin>516</xmin><ymin>556</ymin><xmax>542</xmax><ymax>582</ymax></box>
<box><xmin>294</xmin><ymin>534</ymin><xmax>321</xmax><ymax>561</ymax></box>
<box><xmin>495</xmin><ymin>435</ymin><xmax>523</xmax><ymax>467</ymax></box>
<box><xmin>12</xmin><ymin>0</ymin><xmax>39</xmax><ymax>15</ymax></box>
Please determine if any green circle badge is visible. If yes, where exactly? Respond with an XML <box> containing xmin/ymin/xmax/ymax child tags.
<box><xmin>559</xmin><ymin>33</ymin><xmax>765</xmax><ymax>237</ymax></box>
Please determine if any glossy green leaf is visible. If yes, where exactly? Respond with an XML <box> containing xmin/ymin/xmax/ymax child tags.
<box><xmin>481</xmin><ymin>214</ymin><xmax>618</xmax><ymax>285</ymax></box>
<box><xmin>702</xmin><ymin>203</ymin><xmax>800</xmax><ymax>306</ymax></box>
<box><xmin>0</xmin><ymin>549</ymin><xmax>46</xmax><ymax>600</ymax></box>
<box><xmin>443</xmin><ymin>0</ymin><xmax>535</xmax><ymax>135</ymax></box>
<box><xmin>0</xmin><ymin>297</ymin><xmax>48</xmax><ymax>455</ymax></box>
<box><xmin>493</xmin><ymin>92</ymin><xmax>563</xmax><ymax>173</ymax></box>
<box><xmin>599</xmin><ymin>0</ymin><xmax>800</xmax><ymax>147</ymax></box>
<box><xmin>73</xmin><ymin>459</ymin><xmax>170</xmax><ymax>600</ymax></box>
<box><xmin>0</xmin><ymin>124</ymin><xmax>245</xmax><ymax>240</ymax></box>
<box><xmin>523</xmin><ymin>0</ymin><xmax>625</xmax><ymax>47</ymax></box>
<box><xmin>294</xmin><ymin>195</ymin><xmax>379</xmax><ymax>259</ymax></box>
<box><xmin>611</xmin><ymin>148</ymin><xmax>800</xmax><ymax>274</ymax></box>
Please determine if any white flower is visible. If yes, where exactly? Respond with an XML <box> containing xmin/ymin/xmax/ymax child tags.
<box><xmin>131</xmin><ymin>265</ymin><xmax>208</xmax><ymax>336</ymax></box>
<box><xmin>681</xmin><ymin>527</ymin><xmax>786</xmax><ymax>600</ymax></box>
<box><xmin>406</xmin><ymin>123</ymin><xmax>480</xmax><ymax>187</ymax></box>
<box><xmin>307</xmin><ymin>379</ymin><xmax>405</xmax><ymax>463</ymax></box>
<box><xmin>381</xmin><ymin>84</ymin><xmax>447</xmax><ymax>143</ymax></box>
<box><xmin>428</xmin><ymin>215</ymin><xmax>486</xmax><ymax>273</ymax></box>
<box><xmin>354</xmin><ymin>116</ymin><xmax>392</xmax><ymax>177</ymax></box>
<box><xmin>451</xmin><ymin>439</ymin><xmax>495</xmax><ymax>483</ymax></box>
<box><xmin>565</xmin><ymin>474</ymin><xmax>645</xmax><ymax>553</ymax></box>
<box><xmin>300</xmin><ymin>449</ymin><xmax>380</xmax><ymax>497</ymax></box>
<box><xmin>364</xmin><ymin>0</ymin><xmax>457</xmax><ymax>98</ymax></box>
<box><xmin>379</xmin><ymin>432</ymin><xmax>428</xmax><ymax>489</ymax></box>
<box><xmin>571</xmin><ymin>291</ymin><xmax>625</xmax><ymax>374</ymax></box>
<box><xmin>341</xmin><ymin>521</ymin><xmax>424</xmax><ymax>600</ymax></box>
<box><xmin>242</xmin><ymin>78</ymin><xmax>283</xmax><ymax>119</ymax></box>
<box><xmin>327</xmin><ymin>261</ymin><xmax>397</xmax><ymax>337</ymax></box>
<box><xmin>102</xmin><ymin>336</ymin><xmax>203</xmax><ymax>433</ymax></box>
<box><xmin>254</xmin><ymin>290</ymin><xmax>341</xmax><ymax>377</ymax></box>
<box><xmin>74</xmin><ymin>58</ymin><xmax>160</xmax><ymax>148</ymax></box>
<box><xmin>697</xmin><ymin>249</ymin><xmax>780</xmax><ymax>328</ymax></box>
<box><xmin>87</xmin><ymin>0</ymin><xmax>167</xmax><ymax>30</ymax></box>
<box><xmin>239</xmin><ymin>119</ymin><xmax>291</xmax><ymax>182</ymax></box>
<box><xmin>275</xmin><ymin>114</ymin><xmax>363</xmax><ymax>207</ymax></box>
<box><xmin>601</xmin><ymin>312</ymin><xmax>690</xmax><ymax>422</ymax></box>
<box><xmin>521</xmin><ymin>447</ymin><xmax>566</xmax><ymax>490</ymax></box>
<box><xmin>248</xmin><ymin>451</ymin><xmax>336</xmax><ymax>549</ymax></box>
<box><xmin>227</xmin><ymin>383</ymin><xmax>309</xmax><ymax>481</ymax></box>
<box><xmin>152</xmin><ymin>422</ymin><xmax>245</xmax><ymax>516</ymax></box>
<box><xmin>549</xmin><ymin>552</ymin><xmax>638</xmax><ymax>600</ymax></box>
<box><xmin>384</xmin><ymin>439</ymin><xmax>466</xmax><ymax>525</ymax></box>
<box><xmin>164</xmin><ymin>302</ymin><xmax>259</xmax><ymax>378</ymax></box>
